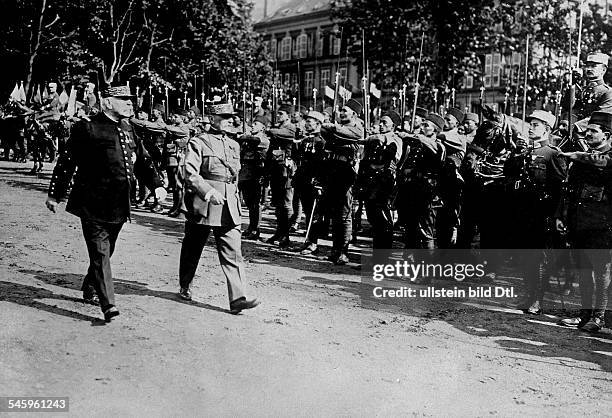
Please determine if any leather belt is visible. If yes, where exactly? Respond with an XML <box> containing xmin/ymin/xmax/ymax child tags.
<box><xmin>202</xmin><ymin>174</ymin><xmax>236</xmax><ymax>183</ymax></box>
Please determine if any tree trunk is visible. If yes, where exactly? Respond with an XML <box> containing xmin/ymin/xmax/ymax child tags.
<box><xmin>25</xmin><ymin>0</ymin><xmax>48</xmax><ymax>101</ymax></box>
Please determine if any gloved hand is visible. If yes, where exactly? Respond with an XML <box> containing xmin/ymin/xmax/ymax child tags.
<box><xmin>154</xmin><ymin>187</ymin><xmax>168</xmax><ymax>202</ymax></box>
<box><xmin>207</xmin><ymin>188</ymin><xmax>226</xmax><ymax>205</ymax></box>
<box><xmin>45</xmin><ymin>197</ymin><xmax>59</xmax><ymax>213</ymax></box>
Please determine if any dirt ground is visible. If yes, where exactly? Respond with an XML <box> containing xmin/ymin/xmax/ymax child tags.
<box><xmin>1</xmin><ymin>160</ymin><xmax>612</xmax><ymax>417</ymax></box>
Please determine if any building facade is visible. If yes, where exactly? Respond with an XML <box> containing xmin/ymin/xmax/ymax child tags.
<box><xmin>254</xmin><ymin>0</ymin><xmax>360</xmax><ymax>111</ymax></box>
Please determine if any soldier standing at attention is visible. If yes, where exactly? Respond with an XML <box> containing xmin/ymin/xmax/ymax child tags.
<box><xmin>567</xmin><ymin>53</ymin><xmax>612</xmax><ymax>121</ymax></box>
<box><xmin>557</xmin><ymin>111</ymin><xmax>612</xmax><ymax>331</ymax></box>
<box><xmin>294</xmin><ymin>110</ymin><xmax>327</xmax><ymax>255</ymax></box>
<box><xmin>266</xmin><ymin>104</ymin><xmax>297</xmax><ymax>248</ymax></box>
<box><xmin>504</xmin><ymin>110</ymin><xmax>567</xmax><ymax>315</ymax></box>
<box><xmin>45</xmin><ymin>85</ymin><xmax>166</xmax><ymax>322</ymax></box>
<box><xmin>237</xmin><ymin>115</ymin><xmax>270</xmax><ymax>241</ymax></box>
<box><xmin>358</xmin><ymin>110</ymin><xmax>403</xmax><ymax>249</ymax></box>
<box><xmin>178</xmin><ymin>103</ymin><xmax>259</xmax><ymax>314</ymax></box>
<box><xmin>320</xmin><ymin>99</ymin><xmax>364</xmax><ymax>264</ymax></box>
<box><xmin>398</xmin><ymin>113</ymin><xmax>446</xmax><ymax>249</ymax></box>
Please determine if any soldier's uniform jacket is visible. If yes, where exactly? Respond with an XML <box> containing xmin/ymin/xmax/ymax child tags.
<box><xmin>48</xmin><ymin>113</ymin><xmax>163</xmax><ymax>223</ymax></box>
<box><xmin>182</xmin><ymin>130</ymin><xmax>242</xmax><ymax>227</ymax></box>
<box><xmin>237</xmin><ymin>131</ymin><xmax>270</xmax><ymax>182</ymax></box>
<box><xmin>358</xmin><ymin>131</ymin><xmax>403</xmax><ymax>201</ymax></box>
<box><xmin>293</xmin><ymin>131</ymin><xmax>326</xmax><ymax>186</ymax></box>
<box><xmin>267</xmin><ymin>119</ymin><xmax>297</xmax><ymax>161</ymax></box>
<box><xmin>320</xmin><ymin>119</ymin><xmax>364</xmax><ymax>171</ymax></box>
<box><xmin>558</xmin><ymin>144</ymin><xmax>612</xmax><ymax>243</ymax></box>
<box><xmin>505</xmin><ymin>144</ymin><xmax>567</xmax><ymax>205</ymax></box>
<box><xmin>401</xmin><ymin>134</ymin><xmax>446</xmax><ymax>181</ymax></box>
<box><xmin>163</xmin><ymin>123</ymin><xmax>190</xmax><ymax>167</ymax></box>
<box><xmin>571</xmin><ymin>80</ymin><xmax>612</xmax><ymax>120</ymax></box>
<box><xmin>267</xmin><ymin>120</ymin><xmax>297</xmax><ymax>184</ymax></box>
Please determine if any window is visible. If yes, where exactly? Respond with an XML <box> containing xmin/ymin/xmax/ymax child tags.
<box><xmin>305</xmin><ymin>70</ymin><xmax>314</xmax><ymax>96</ymax></box>
<box><xmin>296</xmin><ymin>33</ymin><xmax>308</xmax><ymax>59</ymax></box>
<box><xmin>291</xmin><ymin>73</ymin><xmax>298</xmax><ymax>90</ymax></box>
<box><xmin>321</xmin><ymin>68</ymin><xmax>331</xmax><ymax>89</ymax></box>
<box><xmin>484</xmin><ymin>53</ymin><xmax>492</xmax><ymax>88</ymax></box>
<box><xmin>339</xmin><ymin>67</ymin><xmax>347</xmax><ymax>84</ymax></box>
<box><xmin>270</xmin><ymin>38</ymin><xmax>277</xmax><ymax>60</ymax></box>
<box><xmin>329</xmin><ymin>35</ymin><xmax>340</xmax><ymax>55</ymax></box>
<box><xmin>492</xmin><ymin>53</ymin><xmax>501</xmax><ymax>87</ymax></box>
<box><xmin>465</xmin><ymin>75</ymin><xmax>473</xmax><ymax>89</ymax></box>
<box><xmin>280</xmin><ymin>36</ymin><xmax>292</xmax><ymax>61</ymax></box>
<box><xmin>316</xmin><ymin>31</ymin><xmax>324</xmax><ymax>57</ymax></box>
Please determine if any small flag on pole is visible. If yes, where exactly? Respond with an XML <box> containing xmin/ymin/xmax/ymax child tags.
<box><xmin>338</xmin><ymin>85</ymin><xmax>352</xmax><ymax>101</ymax></box>
<box><xmin>17</xmin><ymin>82</ymin><xmax>27</xmax><ymax>102</ymax></box>
<box><xmin>370</xmin><ymin>82</ymin><xmax>381</xmax><ymax>99</ymax></box>
<box><xmin>324</xmin><ymin>85</ymin><xmax>335</xmax><ymax>99</ymax></box>
<box><xmin>9</xmin><ymin>83</ymin><xmax>20</xmax><ymax>101</ymax></box>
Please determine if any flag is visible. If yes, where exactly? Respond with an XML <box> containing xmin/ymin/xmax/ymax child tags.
<box><xmin>59</xmin><ymin>90</ymin><xmax>69</xmax><ymax>107</ymax></box>
<box><xmin>66</xmin><ymin>87</ymin><xmax>77</xmax><ymax>116</ymax></box>
<box><xmin>370</xmin><ymin>82</ymin><xmax>381</xmax><ymax>99</ymax></box>
<box><xmin>32</xmin><ymin>85</ymin><xmax>42</xmax><ymax>105</ymax></box>
<box><xmin>42</xmin><ymin>85</ymin><xmax>49</xmax><ymax>101</ymax></box>
<box><xmin>9</xmin><ymin>83</ymin><xmax>19</xmax><ymax>101</ymax></box>
<box><xmin>338</xmin><ymin>85</ymin><xmax>352</xmax><ymax>101</ymax></box>
<box><xmin>324</xmin><ymin>85</ymin><xmax>335</xmax><ymax>99</ymax></box>
<box><xmin>17</xmin><ymin>82</ymin><xmax>27</xmax><ymax>102</ymax></box>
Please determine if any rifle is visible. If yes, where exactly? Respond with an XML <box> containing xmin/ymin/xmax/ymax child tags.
<box><xmin>410</xmin><ymin>32</ymin><xmax>425</xmax><ymax>132</ymax></box>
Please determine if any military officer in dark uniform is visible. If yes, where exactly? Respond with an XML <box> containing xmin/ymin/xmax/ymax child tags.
<box><xmin>179</xmin><ymin>103</ymin><xmax>259</xmax><ymax>314</ymax></box>
<box><xmin>504</xmin><ymin>110</ymin><xmax>567</xmax><ymax>314</ymax></box>
<box><xmin>266</xmin><ymin>104</ymin><xmax>297</xmax><ymax>247</ymax></box>
<box><xmin>397</xmin><ymin>113</ymin><xmax>446</xmax><ymax>249</ymax></box>
<box><xmin>557</xmin><ymin>111</ymin><xmax>612</xmax><ymax>332</ymax></box>
<box><xmin>358</xmin><ymin>110</ymin><xmax>403</xmax><ymax>249</ymax></box>
<box><xmin>45</xmin><ymin>85</ymin><xmax>166</xmax><ymax>322</ymax></box>
<box><xmin>237</xmin><ymin>115</ymin><xmax>270</xmax><ymax>240</ymax></box>
<box><xmin>320</xmin><ymin>99</ymin><xmax>365</xmax><ymax>264</ymax></box>
<box><xmin>294</xmin><ymin>110</ymin><xmax>327</xmax><ymax>255</ymax></box>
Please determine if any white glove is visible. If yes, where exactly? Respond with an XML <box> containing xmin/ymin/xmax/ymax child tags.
<box><xmin>205</xmin><ymin>188</ymin><xmax>226</xmax><ymax>205</ymax></box>
<box><xmin>154</xmin><ymin>187</ymin><xmax>168</xmax><ymax>202</ymax></box>
<box><xmin>45</xmin><ymin>197</ymin><xmax>59</xmax><ymax>213</ymax></box>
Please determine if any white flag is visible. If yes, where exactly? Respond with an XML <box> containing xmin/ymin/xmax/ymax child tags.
<box><xmin>66</xmin><ymin>87</ymin><xmax>77</xmax><ymax>116</ymax></box>
<box><xmin>9</xmin><ymin>83</ymin><xmax>19</xmax><ymax>101</ymax></box>
<box><xmin>338</xmin><ymin>85</ymin><xmax>352</xmax><ymax>101</ymax></box>
<box><xmin>17</xmin><ymin>82</ymin><xmax>27</xmax><ymax>102</ymax></box>
<box><xmin>369</xmin><ymin>82</ymin><xmax>381</xmax><ymax>99</ymax></box>
<box><xmin>324</xmin><ymin>85</ymin><xmax>335</xmax><ymax>99</ymax></box>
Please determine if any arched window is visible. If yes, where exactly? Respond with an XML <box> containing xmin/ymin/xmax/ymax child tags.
<box><xmin>280</xmin><ymin>36</ymin><xmax>292</xmax><ymax>61</ymax></box>
<box><xmin>296</xmin><ymin>33</ymin><xmax>308</xmax><ymax>59</ymax></box>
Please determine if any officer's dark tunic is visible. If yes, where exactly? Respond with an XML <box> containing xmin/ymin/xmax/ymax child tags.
<box><xmin>267</xmin><ymin>120</ymin><xmax>297</xmax><ymax>240</ymax></box>
<box><xmin>321</xmin><ymin>120</ymin><xmax>364</xmax><ymax>255</ymax></box>
<box><xmin>48</xmin><ymin>113</ymin><xmax>162</xmax><ymax>310</ymax></box>
<box><xmin>237</xmin><ymin>131</ymin><xmax>270</xmax><ymax>233</ymax></box>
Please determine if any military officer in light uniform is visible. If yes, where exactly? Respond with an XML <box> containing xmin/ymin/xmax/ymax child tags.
<box><xmin>178</xmin><ymin>103</ymin><xmax>259</xmax><ymax>314</ymax></box>
<box><xmin>565</xmin><ymin>52</ymin><xmax>612</xmax><ymax>122</ymax></box>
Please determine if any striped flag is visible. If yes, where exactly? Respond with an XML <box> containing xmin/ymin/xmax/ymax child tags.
<box><xmin>369</xmin><ymin>82</ymin><xmax>381</xmax><ymax>99</ymax></box>
<box><xmin>338</xmin><ymin>85</ymin><xmax>352</xmax><ymax>101</ymax></box>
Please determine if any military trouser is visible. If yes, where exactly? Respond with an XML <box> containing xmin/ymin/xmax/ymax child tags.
<box><xmin>401</xmin><ymin>180</ymin><xmax>437</xmax><ymax>250</ymax></box>
<box><xmin>179</xmin><ymin>222</ymin><xmax>246</xmax><ymax>304</ymax></box>
<box><xmin>269</xmin><ymin>166</ymin><xmax>293</xmax><ymax>239</ymax></box>
<box><xmin>239</xmin><ymin>178</ymin><xmax>264</xmax><ymax>233</ymax></box>
<box><xmin>365</xmin><ymin>201</ymin><xmax>394</xmax><ymax>249</ymax></box>
<box><xmin>80</xmin><ymin>218</ymin><xmax>124</xmax><ymax>311</ymax></box>
<box><xmin>571</xmin><ymin>244</ymin><xmax>612</xmax><ymax>318</ymax></box>
<box><xmin>327</xmin><ymin>163</ymin><xmax>356</xmax><ymax>254</ymax></box>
